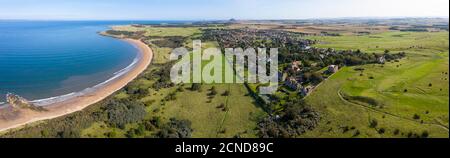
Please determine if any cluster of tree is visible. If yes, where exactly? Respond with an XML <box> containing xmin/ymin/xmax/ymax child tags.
<box><xmin>124</xmin><ymin>84</ymin><xmax>149</xmax><ymax>99</ymax></box>
<box><xmin>302</xmin><ymin>72</ymin><xmax>324</xmax><ymax>84</ymax></box>
<box><xmin>190</xmin><ymin>83</ymin><xmax>202</xmax><ymax>91</ymax></box>
<box><xmin>150</xmin><ymin>36</ymin><xmax>186</xmax><ymax>48</ymax></box>
<box><xmin>399</xmin><ymin>28</ymin><xmax>428</xmax><ymax>32</ymax></box>
<box><xmin>118</xmin><ymin>116</ymin><xmax>162</xmax><ymax>138</ymax></box>
<box><xmin>431</xmin><ymin>24</ymin><xmax>449</xmax><ymax>31</ymax></box>
<box><xmin>320</xmin><ymin>31</ymin><xmax>341</xmax><ymax>36</ymax></box>
<box><xmin>258</xmin><ymin>101</ymin><xmax>320</xmax><ymax>138</ymax></box>
<box><xmin>105</xmin><ymin>30</ymin><xmax>146</xmax><ymax>39</ymax></box>
<box><xmin>0</xmin><ymin>97</ymin><xmax>109</xmax><ymax>138</ymax></box>
<box><xmin>341</xmin><ymin>92</ymin><xmax>382</xmax><ymax>108</ymax></box>
<box><xmin>157</xmin><ymin>118</ymin><xmax>193</xmax><ymax>138</ymax></box>
<box><xmin>105</xmin><ymin>99</ymin><xmax>147</xmax><ymax>129</ymax></box>
<box><xmin>147</xmin><ymin>62</ymin><xmax>176</xmax><ymax>90</ymax></box>
<box><xmin>383</xmin><ymin>51</ymin><xmax>406</xmax><ymax>62</ymax></box>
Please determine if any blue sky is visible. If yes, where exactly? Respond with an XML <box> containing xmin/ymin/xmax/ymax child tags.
<box><xmin>0</xmin><ymin>0</ymin><xmax>448</xmax><ymax>20</ymax></box>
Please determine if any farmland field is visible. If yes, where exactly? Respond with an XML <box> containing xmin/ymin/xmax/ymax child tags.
<box><xmin>303</xmin><ymin>32</ymin><xmax>449</xmax><ymax>138</ymax></box>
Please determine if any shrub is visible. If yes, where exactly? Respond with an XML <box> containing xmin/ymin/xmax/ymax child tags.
<box><xmin>310</xmin><ymin>72</ymin><xmax>324</xmax><ymax>84</ymax></box>
<box><xmin>378</xmin><ymin>128</ymin><xmax>386</xmax><ymax>134</ymax></box>
<box><xmin>353</xmin><ymin>130</ymin><xmax>361</xmax><ymax>137</ymax></box>
<box><xmin>222</xmin><ymin>90</ymin><xmax>230</xmax><ymax>96</ymax></box>
<box><xmin>135</xmin><ymin>124</ymin><xmax>146</xmax><ymax>136</ymax></box>
<box><xmin>222</xmin><ymin>107</ymin><xmax>229</xmax><ymax>112</ymax></box>
<box><xmin>421</xmin><ymin>131</ymin><xmax>429</xmax><ymax>138</ymax></box>
<box><xmin>144</xmin><ymin>121</ymin><xmax>156</xmax><ymax>131</ymax></box>
<box><xmin>413</xmin><ymin>114</ymin><xmax>421</xmax><ymax>120</ymax></box>
<box><xmin>217</xmin><ymin>103</ymin><xmax>225</xmax><ymax>109</ymax></box>
<box><xmin>157</xmin><ymin>118</ymin><xmax>193</xmax><ymax>138</ymax></box>
<box><xmin>393</xmin><ymin>129</ymin><xmax>400</xmax><ymax>135</ymax></box>
<box><xmin>258</xmin><ymin>103</ymin><xmax>320</xmax><ymax>138</ymax></box>
<box><xmin>105</xmin><ymin>131</ymin><xmax>117</xmax><ymax>138</ymax></box>
<box><xmin>106</xmin><ymin>100</ymin><xmax>147</xmax><ymax>129</ymax></box>
<box><xmin>369</xmin><ymin>119</ymin><xmax>378</xmax><ymax>128</ymax></box>
<box><xmin>126</xmin><ymin>128</ymin><xmax>136</xmax><ymax>138</ymax></box>
<box><xmin>209</xmin><ymin>87</ymin><xmax>218</xmax><ymax>96</ymax></box>
<box><xmin>191</xmin><ymin>83</ymin><xmax>201</xmax><ymax>91</ymax></box>
<box><xmin>164</xmin><ymin>92</ymin><xmax>177</xmax><ymax>101</ymax></box>
<box><xmin>342</xmin><ymin>126</ymin><xmax>350</xmax><ymax>133</ymax></box>
<box><xmin>177</xmin><ymin>87</ymin><xmax>185</xmax><ymax>92</ymax></box>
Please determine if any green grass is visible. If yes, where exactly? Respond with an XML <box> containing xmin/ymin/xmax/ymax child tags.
<box><xmin>143</xmin><ymin>84</ymin><xmax>265</xmax><ymax>138</ymax></box>
<box><xmin>113</xmin><ymin>25</ymin><xmax>201</xmax><ymax>37</ymax></box>
<box><xmin>303</xmin><ymin>31</ymin><xmax>449</xmax><ymax>138</ymax></box>
<box><xmin>306</xmin><ymin>31</ymin><xmax>449</xmax><ymax>53</ymax></box>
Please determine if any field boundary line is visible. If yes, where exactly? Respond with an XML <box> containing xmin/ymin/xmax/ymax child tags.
<box><xmin>337</xmin><ymin>89</ymin><xmax>449</xmax><ymax>131</ymax></box>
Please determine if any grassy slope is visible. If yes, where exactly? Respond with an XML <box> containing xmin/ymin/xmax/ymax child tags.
<box><xmin>81</xmin><ymin>26</ymin><xmax>265</xmax><ymax>138</ymax></box>
<box><xmin>303</xmin><ymin>31</ymin><xmax>449</xmax><ymax>138</ymax></box>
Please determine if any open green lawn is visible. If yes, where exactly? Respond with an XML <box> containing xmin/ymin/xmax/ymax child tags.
<box><xmin>303</xmin><ymin>31</ymin><xmax>449</xmax><ymax>138</ymax></box>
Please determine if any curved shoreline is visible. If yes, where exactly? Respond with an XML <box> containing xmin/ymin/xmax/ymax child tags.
<box><xmin>0</xmin><ymin>38</ymin><xmax>153</xmax><ymax>133</ymax></box>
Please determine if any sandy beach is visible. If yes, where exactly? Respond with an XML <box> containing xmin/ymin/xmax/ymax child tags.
<box><xmin>0</xmin><ymin>38</ymin><xmax>153</xmax><ymax>133</ymax></box>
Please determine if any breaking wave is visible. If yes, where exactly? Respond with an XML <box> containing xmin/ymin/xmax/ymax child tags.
<box><xmin>29</xmin><ymin>57</ymin><xmax>140</xmax><ymax>107</ymax></box>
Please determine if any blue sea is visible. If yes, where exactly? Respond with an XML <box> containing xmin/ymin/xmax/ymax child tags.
<box><xmin>0</xmin><ymin>20</ymin><xmax>186</xmax><ymax>104</ymax></box>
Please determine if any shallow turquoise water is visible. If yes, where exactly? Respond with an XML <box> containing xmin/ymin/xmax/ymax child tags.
<box><xmin>0</xmin><ymin>21</ymin><xmax>164</xmax><ymax>102</ymax></box>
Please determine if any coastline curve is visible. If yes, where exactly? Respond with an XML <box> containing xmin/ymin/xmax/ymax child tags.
<box><xmin>0</xmin><ymin>38</ymin><xmax>153</xmax><ymax>133</ymax></box>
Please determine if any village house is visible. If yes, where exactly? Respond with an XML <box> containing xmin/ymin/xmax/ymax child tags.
<box><xmin>328</xmin><ymin>65</ymin><xmax>339</xmax><ymax>73</ymax></box>
<box><xmin>284</xmin><ymin>77</ymin><xmax>301</xmax><ymax>90</ymax></box>
<box><xmin>279</xmin><ymin>72</ymin><xmax>288</xmax><ymax>82</ymax></box>
<box><xmin>300</xmin><ymin>85</ymin><xmax>314</xmax><ymax>96</ymax></box>
<box><xmin>378</xmin><ymin>56</ymin><xmax>386</xmax><ymax>64</ymax></box>
<box><xmin>291</xmin><ymin>61</ymin><xmax>302</xmax><ymax>72</ymax></box>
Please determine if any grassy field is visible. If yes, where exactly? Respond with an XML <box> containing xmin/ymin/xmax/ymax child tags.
<box><xmin>113</xmin><ymin>25</ymin><xmax>202</xmax><ymax>37</ymax></box>
<box><xmin>303</xmin><ymin>31</ymin><xmax>449</xmax><ymax>138</ymax></box>
<box><xmin>80</xmin><ymin>25</ymin><xmax>265</xmax><ymax>138</ymax></box>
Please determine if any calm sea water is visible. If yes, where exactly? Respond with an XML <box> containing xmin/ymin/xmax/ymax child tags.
<box><xmin>0</xmin><ymin>21</ymin><xmax>184</xmax><ymax>103</ymax></box>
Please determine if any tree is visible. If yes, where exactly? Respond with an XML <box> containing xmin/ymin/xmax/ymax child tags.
<box><xmin>105</xmin><ymin>131</ymin><xmax>117</xmax><ymax>138</ymax></box>
<box><xmin>209</xmin><ymin>86</ymin><xmax>218</xmax><ymax>96</ymax></box>
<box><xmin>413</xmin><ymin>114</ymin><xmax>421</xmax><ymax>120</ymax></box>
<box><xmin>369</xmin><ymin>119</ymin><xmax>378</xmax><ymax>128</ymax></box>
<box><xmin>126</xmin><ymin>129</ymin><xmax>136</xmax><ymax>138</ymax></box>
<box><xmin>157</xmin><ymin>118</ymin><xmax>193</xmax><ymax>138</ymax></box>
<box><xmin>191</xmin><ymin>83</ymin><xmax>201</xmax><ymax>91</ymax></box>
<box><xmin>106</xmin><ymin>100</ymin><xmax>147</xmax><ymax>129</ymax></box>
<box><xmin>310</xmin><ymin>72</ymin><xmax>324</xmax><ymax>84</ymax></box>
<box><xmin>378</xmin><ymin>128</ymin><xmax>386</xmax><ymax>134</ymax></box>
<box><xmin>421</xmin><ymin>131</ymin><xmax>429</xmax><ymax>138</ymax></box>
<box><xmin>222</xmin><ymin>90</ymin><xmax>230</xmax><ymax>96</ymax></box>
<box><xmin>135</xmin><ymin>124</ymin><xmax>146</xmax><ymax>136</ymax></box>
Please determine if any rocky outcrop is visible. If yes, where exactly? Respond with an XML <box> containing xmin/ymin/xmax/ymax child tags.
<box><xmin>5</xmin><ymin>93</ymin><xmax>45</xmax><ymax>111</ymax></box>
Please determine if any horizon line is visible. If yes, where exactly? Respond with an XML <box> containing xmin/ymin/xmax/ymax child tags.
<box><xmin>1</xmin><ymin>16</ymin><xmax>449</xmax><ymax>22</ymax></box>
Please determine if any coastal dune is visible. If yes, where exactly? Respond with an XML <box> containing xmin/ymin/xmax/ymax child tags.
<box><xmin>0</xmin><ymin>39</ymin><xmax>153</xmax><ymax>133</ymax></box>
